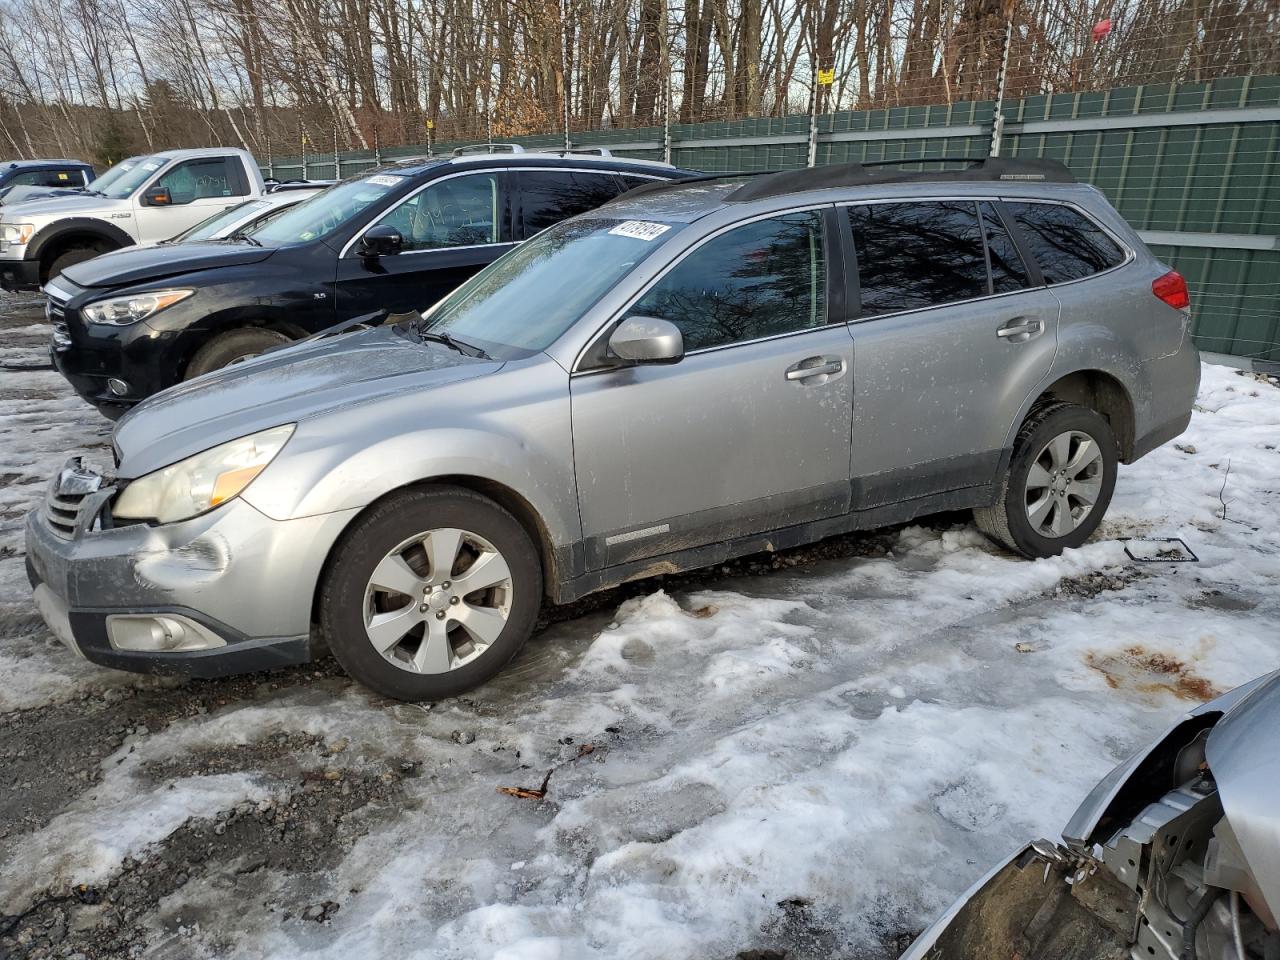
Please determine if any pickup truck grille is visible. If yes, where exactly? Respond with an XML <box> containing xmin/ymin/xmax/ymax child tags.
<box><xmin>45</xmin><ymin>291</ymin><xmax>71</xmax><ymax>351</ymax></box>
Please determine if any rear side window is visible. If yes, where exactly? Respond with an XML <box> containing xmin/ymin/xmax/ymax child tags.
<box><xmin>1004</xmin><ymin>201</ymin><xmax>1125</xmax><ymax>284</ymax></box>
<box><xmin>848</xmin><ymin>201</ymin><xmax>988</xmax><ymax>316</ymax></box>
<box><xmin>979</xmin><ymin>201</ymin><xmax>1031</xmax><ymax>294</ymax></box>
<box><xmin>625</xmin><ymin>209</ymin><xmax>827</xmax><ymax>351</ymax></box>
<box><xmin>518</xmin><ymin>171</ymin><xmax>628</xmax><ymax>236</ymax></box>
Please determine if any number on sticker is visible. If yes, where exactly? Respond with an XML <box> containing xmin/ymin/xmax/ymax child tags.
<box><xmin>608</xmin><ymin>221</ymin><xmax>671</xmax><ymax>242</ymax></box>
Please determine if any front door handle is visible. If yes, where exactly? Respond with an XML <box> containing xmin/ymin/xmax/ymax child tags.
<box><xmin>996</xmin><ymin>316</ymin><xmax>1045</xmax><ymax>343</ymax></box>
<box><xmin>785</xmin><ymin>355</ymin><xmax>845</xmax><ymax>382</ymax></box>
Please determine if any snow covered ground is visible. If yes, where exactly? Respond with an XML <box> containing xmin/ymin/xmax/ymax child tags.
<box><xmin>1</xmin><ymin>292</ymin><xmax>1278</xmax><ymax>959</ymax></box>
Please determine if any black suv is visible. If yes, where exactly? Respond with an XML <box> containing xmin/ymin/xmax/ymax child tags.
<box><xmin>45</xmin><ymin>149</ymin><xmax>695</xmax><ymax>417</ymax></box>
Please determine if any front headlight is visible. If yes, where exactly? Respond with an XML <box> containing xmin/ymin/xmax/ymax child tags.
<box><xmin>0</xmin><ymin>223</ymin><xmax>35</xmax><ymax>245</ymax></box>
<box><xmin>113</xmin><ymin>425</ymin><xmax>295</xmax><ymax>524</ymax></box>
<box><xmin>83</xmin><ymin>288</ymin><xmax>193</xmax><ymax>325</ymax></box>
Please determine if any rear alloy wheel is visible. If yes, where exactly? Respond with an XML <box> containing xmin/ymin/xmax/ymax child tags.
<box><xmin>319</xmin><ymin>487</ymin><xmax>542</xmax><ymax>701</ymax></box>
<box><xmin>975</xmin><ymin>402</ymin><xmax>1117</xmax><ymax>558</ymax></box>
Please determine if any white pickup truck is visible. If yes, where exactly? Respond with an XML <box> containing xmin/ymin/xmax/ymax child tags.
<box><xmin>0</xmin><ymin>147</ymin><xmax>266</xmax><ymax>291</ymax></box>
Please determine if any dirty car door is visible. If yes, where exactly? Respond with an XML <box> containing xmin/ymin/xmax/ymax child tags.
<box><xmin>570</xmin><ymin>208</ymin><xmax>853</xmax><ymax>570</ymax></box>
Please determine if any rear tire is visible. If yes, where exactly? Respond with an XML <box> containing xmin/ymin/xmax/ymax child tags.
<box><xmin>318</xmin><ymin>487</ymin><xmax>543</xmax><ymax>701</ymax></box>
<box><xmin>46</xmin><ymin>245</ymin><xmax>104</xmax><ymax>282</ymax></box>
<box><xmin>185</xmin><ymin>327</ymin><xmax>292</xmax><ymax>379</ymax></box>
<box><xmin>975</xmin><ymin>401</ymin><xmax>1117</xmax><ymax>558</ymax></box>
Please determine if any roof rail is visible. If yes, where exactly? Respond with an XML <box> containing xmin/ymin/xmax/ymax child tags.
<box><xmin>724</xmin><ymin>157</ymin><xmax>1075</xmax><ymax>203</ymax></box>
<box><xmin>532</xmin><ymin>147</ymin><xmax>614</xmax><ymax>158</ymax></box>
<box><xmin>450</xmin><ymin>143</ymin><xmax>526</xmax><ymax>157</ymax></box>
<box><xmin>616</xmin><ymin>171</ymin><xmax>772</xmax><ymax>201</ymax></box>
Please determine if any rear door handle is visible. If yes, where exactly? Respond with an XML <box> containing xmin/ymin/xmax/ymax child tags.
<box><xmin>996</xmin><ymin>316</ymin><xmax>1045</xmax><ymax>343</ymax></box>
<box><xmin>785</xmin><ymin>355</ymin><xmax>845</xmax><ymax>382</ymax></box>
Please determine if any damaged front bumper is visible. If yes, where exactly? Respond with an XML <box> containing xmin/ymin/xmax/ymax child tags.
<box><xmin>24</xmin><ymin>458</ymin><xmax>358</xmax><ymax>678</ymax></box>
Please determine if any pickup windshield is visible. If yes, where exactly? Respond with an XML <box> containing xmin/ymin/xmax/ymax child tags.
<box><xmin>94</xmin><ymin>155</ymin><xmax>167</xmax><ymax>199</ymax></box>
<box><xmin>249</xmin><ymin>174</ymin><xmax>406</xmax><ymax>246</ymax></box>
<box><xmin>421</xmin><ymin>216</ymin><xmax>681</xmax><ymax>360</ymax></box>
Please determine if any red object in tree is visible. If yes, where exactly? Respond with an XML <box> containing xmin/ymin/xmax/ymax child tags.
<box><xmin>1092</xmin><ymin>18</ymin><xmax>1112</xmax><ymax>41</ymax></box>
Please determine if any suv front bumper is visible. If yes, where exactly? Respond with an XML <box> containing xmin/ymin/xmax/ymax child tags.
<box><xmin>24</xmin><ymin>466</ymin><xmax>359</xmax><ymax>678</ymax></box>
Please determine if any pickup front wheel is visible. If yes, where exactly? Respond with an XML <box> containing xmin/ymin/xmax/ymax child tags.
<box><xmin>319</xmin><ymin>487</ymin><xmax>543</xmax><ymax>701</ymax></box>
<box><xmin>975</xmin><ymin>402</ymin><xmax>1118</xmax><ymax>558</ymax></box>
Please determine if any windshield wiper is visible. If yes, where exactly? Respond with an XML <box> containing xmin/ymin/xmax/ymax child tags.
<box><xmin>420</xmin><ymin>330</ymin><xmax>491</xmax><ymax>359</ymax></box>
<box><xmin>229</xmin><ymin>231</ymin><xmax>262</xmax><ymax>246</ymax></box>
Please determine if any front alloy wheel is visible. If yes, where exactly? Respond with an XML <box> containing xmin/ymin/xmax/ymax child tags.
<box><xmin>364</xmin><ymin>528</ymin><xmax>513</xmax><ymax>675</ymax></box>
<box><xmin>320</xmin><ymin>487</ymin><xmax>542</xmax><ymax>701</ymax></box>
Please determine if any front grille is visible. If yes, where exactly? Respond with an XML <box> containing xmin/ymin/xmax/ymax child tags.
<box><xmin>45</xmin><ymin>293</ymin><xmax>71</xmax><ymax>351</ymax></box>
<box><xmin>45</xmin><ymin>489</ymin><xmax>87</xmax><ymax>538</ymax></box>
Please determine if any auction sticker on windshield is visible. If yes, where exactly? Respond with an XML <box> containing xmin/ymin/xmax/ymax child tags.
<box><xmin>608</xmin><ymin>221</ymin><xmax>671</xmax><ymax>241</ymax></box>
<box><xmin>366</xmin><ymin>175</ymin><xmax>406</xmax><ymax>187</ymax></box>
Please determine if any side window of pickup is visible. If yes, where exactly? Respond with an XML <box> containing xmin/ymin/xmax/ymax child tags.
<box><xmin>153</xmin><ymin>158</ymin><xmax>248</xmax><ymax>204</ymax></box>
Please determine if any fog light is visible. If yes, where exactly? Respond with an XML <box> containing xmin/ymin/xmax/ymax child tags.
<box><xmin>106</xmin><ymin>614</ymin><xmax>227</xmax><ymax>652</ymax></box>
<box><xmin>107</xmin><ymin>378</ymin><xmax>130</xmax><ymax>397</ymax></box>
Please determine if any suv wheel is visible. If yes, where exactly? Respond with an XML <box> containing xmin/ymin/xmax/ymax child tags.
<box><xmin>318</xmin><ymin>487</ymin><xmax>543</xmax><ymax>701</ymax></box>
<box><xmin>975</xmin><ymin>402</ymin><xmax>1118</xmax><ymax>558</ymax></box>
<box><xmin>185</xmin><ymin>327</ymin><xmax>292</xmax><ymax>379</ymax></box>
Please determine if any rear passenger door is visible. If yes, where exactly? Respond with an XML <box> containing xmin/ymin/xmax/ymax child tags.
<box><xmin>843</xmin><ymin>199</ymin><xmax>1060</xmax><ymax>506</ymax></box>
<box><xmin>514</xmin><ymin>169</ymin><xmax>633</xmax><ymax>240</ymax></box>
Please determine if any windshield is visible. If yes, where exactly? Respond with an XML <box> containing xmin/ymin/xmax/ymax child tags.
<box><xmin>93</xmin><ymin>155</ymin><xmax>166</xmax><ymax>199</ymax></box>
<box><xmin>249</xmin><ymin>174</ymin><xmax>407</xmax><ymax>246</ymax></box>
<box><xmin>172</xmin><ymin>199</ymin><xmax>269</xmax><ymax>242</ymax></box>
<box><xmin>423</xmin><ymin>216</ymin><xmax>681</xmax><ymax>359</ymax></box>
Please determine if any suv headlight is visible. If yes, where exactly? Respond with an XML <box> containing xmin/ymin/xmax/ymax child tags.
<box><xmin>113</xmin><ymin>425</ymin><xmax>295</xmax><ymax>524</ymax></box>
<box><xmin>0</xmin><ymin>223</ymin><xmax>35</xmax><ymax>245</ymax></box>
<box><xmin>83</xmin><ymin>289</ymin><xmax>193</xmax><ymax>325</ymax></box>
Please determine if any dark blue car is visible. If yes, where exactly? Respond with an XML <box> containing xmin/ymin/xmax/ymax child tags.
<box><xmin>0</xmin><ymin>159</ymin><xmax>95</xmax><ymax>202</ymax></box>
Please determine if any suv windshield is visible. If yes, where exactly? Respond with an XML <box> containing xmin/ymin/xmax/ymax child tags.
<box><xmin>423</xmin><ymin>216</ymin><xmax>680</xmax><ymax>359</ymax></box>
<box><xmin>93</xmin><ymin>155</ymin><xmax>166</xmax><ymax>199</ymax></box>
<box><xmin>172</xmin><ymin>199</ymin><xmax>268</xmax><ymax>243</ymax></box>
<box><xmin>250</xmin><ymin>174</ymin><xmax>407</xmax><ymax>246</ymax></box>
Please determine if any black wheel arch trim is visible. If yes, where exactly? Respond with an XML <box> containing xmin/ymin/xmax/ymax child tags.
<box><xmin>27</xmin><ymin>217</ymin><xmax>135</xmax><ymax>262</ymax></box>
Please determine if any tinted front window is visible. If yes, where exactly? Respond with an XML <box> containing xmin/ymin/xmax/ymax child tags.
<box><xmin>381</xmin><ymin>173</ymin><xmax>500</xmax><ymax>250</ymax></box>
<box><xmin>1005</xmin><ymin>201</ymin><xmax>1125</xmax><ymax>284</ymax></box>
<box><xmin>519</xmin><ymin>171</ymin><xmax>627</xmax><ymax>236</ymax></box>
<box><xmin>425</xmin><ymin>216</ymin><xmax>679</xmax><ymax>358</ymax></box>
<box><xmin>155</xmin><ymin>157</ymin><xmax>245</xmax><ymax>203</ymax></box>
<box><xmin>849</xmin><ymin>201</ymin><xmax>988</xmax><ymax>316</ymax></box>
<box><xmin>95</xmin><ymin>155</ymin><xmax>166</xmax><ymax>198</ymax></box>
<box><xmin>626</xmin><ymin>211</ymin><xmax>827</xmax><ymax>351</ymax></box>
<box><xmin>980</xmin><ymin>202</ymin><xmax>1031</xmax><ymax>294</ymax></box>
<box><xmin>251</xmin><ymin>174</ymin><xmax>407</xmax><ymax>245</ymax></box>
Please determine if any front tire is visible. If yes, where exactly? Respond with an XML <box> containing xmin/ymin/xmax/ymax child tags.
<box><xmin>185</xmin><ymin>327</ymin><xmax>292</xmax><ymax>379</ymax></box>
<box><xmin>46</xmin><ymin>245</ymin><xmax>105</xmax><ymax>282</ymax></box>
<box><xmin>318</xmin><ymin>487</ymin><xmax>543</xmax><ymax>701</ymax></box>
<box><xmin>975</xmin><ymin>402</ymin><xmax>1118</xmax><ymax>558</ymax></box>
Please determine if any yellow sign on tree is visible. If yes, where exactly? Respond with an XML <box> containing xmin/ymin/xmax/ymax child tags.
<box><xmin>426</xmin><ymin>119</ymin><xmax>435</xmax><ymax>130</ymax></box>
<box><xmin>817</xmin><ymin>68</ymin><xmax>835</xmax><ymax>86</ymax></box>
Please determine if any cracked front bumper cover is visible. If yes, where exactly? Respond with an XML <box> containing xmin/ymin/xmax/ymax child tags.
<box><xmin>24</xmin><ymin>483</ymin><xmax>359</xmax><ymax>679</ymax></box>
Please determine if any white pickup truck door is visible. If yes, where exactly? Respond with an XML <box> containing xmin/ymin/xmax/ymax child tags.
<box><xmin>133</xmin><ymin>156</ymin><xmax>253</xmax><ymax>241</ymax></box>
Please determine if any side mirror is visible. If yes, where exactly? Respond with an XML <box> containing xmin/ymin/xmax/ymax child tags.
<box><xmin>359</xmin><ymin>224</ymin><xmax>404</xmax><ymax>258</ymax></box>
<box><xmin>143</xmin><ymin>185</ymin><xmax>172</xmax><ymax>206</ymax></box>
<box><xmin>608</xmin><ymin>316</ymin><xmax>684</xmax><ymax>365</ymax></box>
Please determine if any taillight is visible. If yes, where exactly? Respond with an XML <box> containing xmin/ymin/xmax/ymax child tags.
<box><xmin>1152</xmin><ymin>270</ymin><xmax>1189</xmax><ymax>310</ymax></box>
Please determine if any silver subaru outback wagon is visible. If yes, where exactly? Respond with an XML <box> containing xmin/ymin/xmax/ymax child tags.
<box><xmin>26</xmin><ymin>158</ymin><xmax>1200</xmax><ymax>700</ymax></box>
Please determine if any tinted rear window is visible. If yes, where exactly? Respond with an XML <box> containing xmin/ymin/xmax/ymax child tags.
<box><xmin>1004</xmin><ymin>201</ymin><xmax>1125</xmax><ymax>284</ymax></box>
<box><xmin>519</xmin><ymin>170</ymin><xmax>627</xmax><ymax>236</ymax></box>
<box><xmin>848</xmin><ymin>201</ymin><xmax>988</xmax><ymax>316</ymax></box>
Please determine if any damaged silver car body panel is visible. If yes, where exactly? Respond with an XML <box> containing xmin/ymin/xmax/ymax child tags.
<box><xmin>902</xmin><ymin>671</ymin><xmax>1280</xmax><ymax>960</ymax></box>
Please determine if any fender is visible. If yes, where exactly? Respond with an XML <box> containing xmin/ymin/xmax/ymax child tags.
<box><xmin>27</xmin><ymin>217</ymin><xmax>135</xmax><ymax>262</ymax></box>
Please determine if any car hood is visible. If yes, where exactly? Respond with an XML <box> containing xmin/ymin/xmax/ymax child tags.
<box><xmin>113</xmin><ymin>326</ymin><xmax>501</xmax><ymax>478</ymax></box>
<box><xmin>62</xmin><ymin>241</ymin><xmax>276</xmax><ymax>288</ymax></box>
<box><xmin>0</xmin><ymin>194</ymin><xmax>121</xmax><ymax>221</ymax></box>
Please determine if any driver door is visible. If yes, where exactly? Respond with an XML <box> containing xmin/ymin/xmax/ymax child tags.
<box><xmin>334</xmin><ymin>171</ymin><xmax>514</xmax><ymax>318</ymax></box>
<box><xmin>133</xmin><ymin>156</ymin><xmax>250</xmax><ymax>240</ymax></box>
<box><xmin>570</xmin><ymin>208</ymin><xmax>854</xmax><ymax>570</ymax></box>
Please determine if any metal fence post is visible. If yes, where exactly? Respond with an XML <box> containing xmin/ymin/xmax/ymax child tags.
<box><xmin>990</xmin><ymin>17</ymin><xmax>1013</xmax><ymax>157</ymax></box>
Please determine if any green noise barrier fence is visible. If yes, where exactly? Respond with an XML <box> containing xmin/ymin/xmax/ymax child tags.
<box><xmin>267</xmin><ymin>75</ymin><xmax>1280</xmax><ymax>364</ymax></box>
